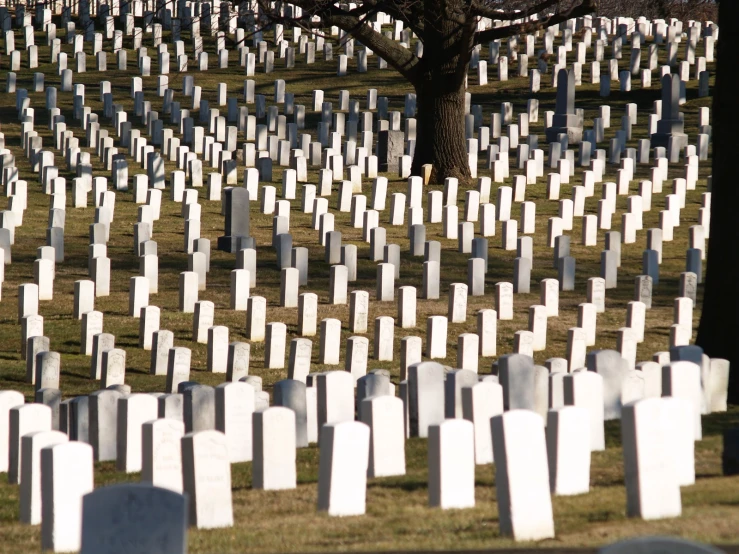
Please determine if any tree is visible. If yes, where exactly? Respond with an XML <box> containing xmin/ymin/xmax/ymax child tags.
<box><xmin>257</xmin><ymin>0</ymin><xmax>597</xmax><ymax>183</ymax></box>
<box><xmin>596</xmin><ymin>0</ymin><xmax>716</xmax><ymax>20</ymax></box>
<box><xmin>696</xmin><ymin>0</ymin><xmax>738</xmax><ymax>403</ymax></box>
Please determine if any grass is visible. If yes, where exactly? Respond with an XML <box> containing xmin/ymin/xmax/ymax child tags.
<box><xmin>0</xmin><ymin>18</ymin><xmax>737</xmax><ymax>553</ymax></box>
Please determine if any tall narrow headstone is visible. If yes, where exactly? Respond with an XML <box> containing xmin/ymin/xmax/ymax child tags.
<box><xmin>253</xmin><ymin>407</ymin><xmax>297</xmax><ymax>490</ymax></box>
<box><xmin>317</xmin><ymin>421</ymin><xmax>370</xmax><ymax>516</ymax></box>
<box><xmin>492</xmin><ymin>410</ymin><xmax>555</xmax><ymax>541</ymax></box>
<box><xmin>181</xmin><ymin>430</ymin><xmax>234</xmax><ymax>528</ymax></box>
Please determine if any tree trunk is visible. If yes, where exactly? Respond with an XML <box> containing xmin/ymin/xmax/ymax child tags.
<box><xmin>409</xmin><ymin>0</ymin><xmax>475</xmax><ymax>185</ymax></box>
<box><xmin>411</xmin><ymin>85</ymin><xmax>471</xmax><ymax>184</ymax></box>
<box><xmin>695</xmin><ymin>0</ymin><xmax>739</xmax><ymax>403</ymax></box>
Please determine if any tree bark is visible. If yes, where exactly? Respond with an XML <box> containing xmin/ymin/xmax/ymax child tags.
<box><xmin>695</xmin><ymin>0</ymin><xmax>739</xmax><ymax>403</ymax></box>
<box><xmin>411</xmin><ymin>85</ymin><xmax>471</xmax><ymax>183</ymax></box>
<box><xmin>408</xmin><ymin>0</ymin><xmax>475</xmax><ymax>184</ymax></box>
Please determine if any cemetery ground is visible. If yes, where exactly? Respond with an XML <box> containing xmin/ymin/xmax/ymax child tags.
<box><xmin>1</xmin><ymin>24</ymin><xmax>739</xmax><ymax>553</ymax></box>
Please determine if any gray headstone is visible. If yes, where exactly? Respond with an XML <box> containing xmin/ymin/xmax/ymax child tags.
<box><xmin>80</xmin><ymin>483</ymin><xmax>187</xmax><ymax>554</ymax></box>
<box><xmin>217</xmin><ymin>187</ymin><xmax>250</xmax><ymax>253</ymax></box>
<box><xmin>35</xmin><ymin>388</ymin><xmax>62</xmax><ymax>431</ymax></box>
<box><xmin>89</xmin><ymin>389</ymin><xmax>123</xmax><ymax>461</ymax></box>
<box><xmin>183</xmin><ymin>384</ymin><xmax>216</xmax><ymax>433</ymax></box>
<box><xmin>587</xmin><ymin>350</ymin><xmax>628</xmax><ymax>420</ymax></box>
<box><xmin>498</xmin><ymin>354</ymin><xmax>536</xmax><ymax>410</ymax></box>
<box><xmin>377</xmin><ymin>130</ymin><xmax>404</xmax><ymax>172</ymax></box>
<box><xmin>273</xmin><ymin>379</ymin><xmax>308</xmax><ymax>448</ymax></box>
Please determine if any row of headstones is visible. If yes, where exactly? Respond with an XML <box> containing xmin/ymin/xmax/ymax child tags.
<box><xmin>5</xmin><ymin>57</ymin><xmax>707</xmax><ymax>169</ymax></box>
<box><xmin>1</xmin><ymin>422</ymin><xmax>728</xmax><ymax>552</ymax></box>
<box><xmin>44</xmin><ymin>81</ymin><xmax>695</xmax><ymax>249</ymax></box>
<box><xmin>4</xmin><ymin>29</ymin><xmax>712</xmax><ymax>358</ymax></box>
<box><xmin>476</xmin><ymin>21</ymin><xmax>716</xmax><ymax>67</ymax></box>
<box><xmin>5</xmin><ymin>74</ymin><xmax>709</xmax><ymax>279</ymax></box>
<box><xmin>7</xmin><ymin>68</ymin><xmax>707</xmax><ymax>158</ymax></box>
<box><xmin>0</xmin><ymin>350</ymin><xmax>725</xmax><ymax>546</ymax></box>
<box><xmin>5</xmin><ymin>0</ymin><xmax>265</xmax><ymax>34</ymax></box>
<box><xmin>8</xmin><ymin>181</ymin><xmax>720</xmax><ymax>412</ymax></box>
<box><xmin>11</xmin><ymin>157</ymin><xmax>706</xmax><ymax>372</ymax></box>
<box><xmin>2</xmin><ymin>153</ymin><xmax>709</xmax><ymax>305</ymax></box>
<box><xmin>15</xmin><ymin>248</ymin><xmax>702</xmax><ymax>397</ymax></box>
<box><xmin>2</xmin><ymin>36</ymin><xmax>382</xmax><ymax>76</ymax></box>
<box><xmin>0</xmin><ymin>393</ymin><xmax>293</xmax><ymax>548</ymax></box>
<box><xmin>3</xmin><ymin>341</ymin><xmax>727</xmax><ymax>473</ymax></box>
<box><xmin>0</xmin><ymin>11</ymin><xmax>716</xmax><ymax>126</ymax></box>
<box><xmin>0</xmin><ymin>7</ymin><xmax>715</xmax><ymax>82</ymax></box>
<box><xmin>6</xmin><ymin>138</ymin><xmax>709</xmax><ymax>385</ymax></box>
<box><xmin>5</xmin><ymin>30</ymin><xmax>713</xmax><ymax>83</ymax></box>
<box><xmin>4</xmin><ymin>120</ymin><xmax>712</xmax><ymax>382</ymax></box>
<box><xmin>15</xmin><ymin>255</ymin><xmax>728</xmax><ymax>452</ymax></box>
<box><xmin>9</xmin><ymin>142</ymin><xmax>705</xmax><ymax>366</ymax></box>
<box><xmin>5</xmin><ymin>59</ymin><xmax>706</xmax><ymax>209</ymax></box>
<box><xmin>477</xmin><ymin>52</ymin><xmax>712</xmax><ymax>94</ymax></box>
<box><xmin>8</xmin><ymin>338</ymin><xmax>731</xmax><ymax>442</ymax></box>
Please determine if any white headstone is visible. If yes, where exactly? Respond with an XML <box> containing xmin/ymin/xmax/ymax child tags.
<box><xmin>317</xmin><ymin>421</ymin><xmax>370</xmax><ymax>516</ymax></box>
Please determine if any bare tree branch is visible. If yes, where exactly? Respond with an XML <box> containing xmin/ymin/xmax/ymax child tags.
<box><xmin>256</xmin><ymin>0</ymin><xmax>423</xmax><ymax>80</ymax></box>
<box><xmin>473</xmin><ymin>0</ymin><xmax>597</xmax><ymax>45</ymax></box>
<box><xmin>327</xmin><ymin>12</ymin><xmax>422</xmax><ymax>79</ymax></box>
<box><xmin>469</xmin><ymin>0</ymin><xmax>559</xmax><ymax>21</ymax></box>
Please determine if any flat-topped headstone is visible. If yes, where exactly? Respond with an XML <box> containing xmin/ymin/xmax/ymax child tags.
<box><xmin>651</xmin><ymin>74</ymin><xmax>687</xmax><ymax>151</ymax></box>
<box><xmin>90</xmin><ymin>389</ymin><xmax>123</xmax><ymax>462</ymax></box>
<box><xmin>377</xmin><ymin>130</ymin><xmax>404</xmax><ymax>173</ymax></box>
<box><xmin>546</xmin><ymin>68</ymin><xmax>582</xmax><ymax>144</ymax></box>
